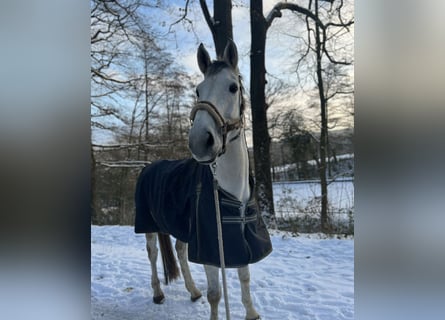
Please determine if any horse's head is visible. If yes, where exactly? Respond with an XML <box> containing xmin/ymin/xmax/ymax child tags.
<box><xmin>188</xmin><ymin>40</ymin><xmax>244</xmax><ymax>164</ymax></box>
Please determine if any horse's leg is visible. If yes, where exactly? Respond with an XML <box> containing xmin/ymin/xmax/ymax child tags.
<box><xmin>204</xmin><ymin>264</ymin><xmax>221</xmax><ymax>320</ymax></box>
<box><xmin>238</xmin><ymin>266</ymin><xmax>260</xmax><ymax>320</ymax></box>
<box><xmin>145</xmin><ymin>233</ymin><xmax>165</xmax><ymax>304</ymax></box>
<box><xmin>175</xmin><ymin>240</ymin><xmax>202</xmax><ymax>301</ymax></box>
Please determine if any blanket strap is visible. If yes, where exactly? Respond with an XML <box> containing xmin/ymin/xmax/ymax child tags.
<box><xmin>211</xmin><ymin>163</ymin><xmax>231</xmax><ymax>320</ymax></box>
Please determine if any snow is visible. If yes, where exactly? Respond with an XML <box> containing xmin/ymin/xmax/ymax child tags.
<box><xmin>91</xmin><ymin>226</ymin><xmax>354</xmax><ymax>319</ymax></box>
<box><xmin>273</xmin><ymin>154</ymin><xmax>354</xmax><ymax>172</ymax></box>
<box><xmin>273</xmin><ymin>180</ymin><xmax>354</xmax><ymax>218</ymax></box>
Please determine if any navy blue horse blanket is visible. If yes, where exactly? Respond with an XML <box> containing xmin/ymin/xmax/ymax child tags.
<box><xmin>134</xmin><ymin>158</ymin><xmax>272</xmax><ymax>268</ymax></box>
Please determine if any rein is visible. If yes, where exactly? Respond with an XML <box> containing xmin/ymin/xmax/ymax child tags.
<box><xmin>189</xmin><ymin>101</ymin><xmax>243</xmax><ymax>156</ymax></box>
<box><xmin>210</xmin><ymin>162</ymin><xmax>231</xmax><ymax>320</ymax></box>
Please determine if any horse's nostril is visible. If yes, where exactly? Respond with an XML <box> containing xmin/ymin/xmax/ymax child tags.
<box><xmin>206</xmin><ymin>132</ymin><xmax>214</xmax><ymax>147</ymax></box>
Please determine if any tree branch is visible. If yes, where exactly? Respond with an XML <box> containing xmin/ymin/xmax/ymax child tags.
<box><xmin>168</xmin><ymin>0</ymin><xmax>192</xmax><ymax>32</ymax></box>
<box><xmin>323</xmin><ymin>47</ymin><xmax>351</xmax><ymax>65</ymax></box>
<box><xmin>97</xmin><ymin>160</ymin><xmax>149</xmax><ymax>168</ymax></box>
<box><xmin>326</xmin><ymin>89</ymin><xmax>354</xmax><ymax>100</ymax></box>
<box><xmin>325</xmin><ymin>19</ymin><xmax>354</xmax><ymax>31</ymax></box>
<box><xmin>321</xmin><ymin>35</ymin><xmax>353</xmax><ymax>65</ymax></box>
<box><xmin>321</xmin><ymin>19</ymin><xmax>354</xmax><ymax>65</ymax></box>
<box><xmin>266</xmin><ymin>2</ymin><xmax>325</xmax><ymax>30</ymax></box>
<box><xmin>199</xmin><ymin>0</ymin><xmax>216</xmax><ymax>37</ymax></box>
<box><xmin>91</xmin><ymin>67</ymin><xmax>131</xmax><ymax>84</ymax></box>
<box><xmin>295</xmin><ymin>15</ymin><xmax>313</xmax><ymax>71</ymax></box>
<box><xmin>92</xmin><ymin>142</ymin><xmax>171</xmax><ymax>150</ymax></box>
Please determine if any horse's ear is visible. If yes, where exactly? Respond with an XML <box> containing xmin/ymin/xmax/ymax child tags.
<box><xmin>223</xmin><ymin>39</ymin><xmax>238</xmax><ymax>69</ymax></box>
<box><xmin>197</xmin><ymin>43</ymin><xmax>211</xmax><ymax>74</ymax></box>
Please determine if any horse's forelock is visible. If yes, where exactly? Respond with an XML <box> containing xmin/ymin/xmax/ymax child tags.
<box><xmin>205</xmin><ymin>60</ymin><xmax>232</xmax><ymax>76</ymax></box>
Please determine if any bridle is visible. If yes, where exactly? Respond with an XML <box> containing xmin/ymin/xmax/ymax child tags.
<box><xmin>189</xmin><ymin>78</ymin><xmax>244</xmax><ymax>157</ymax></box>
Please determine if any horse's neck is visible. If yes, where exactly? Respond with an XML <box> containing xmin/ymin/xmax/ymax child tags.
<box><xmin>215</xmin><ymin>131</ymin><xmax>250</xmax><ymax>204</ymax></box>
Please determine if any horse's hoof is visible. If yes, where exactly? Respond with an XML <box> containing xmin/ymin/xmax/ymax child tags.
<box><xmin>191</xmin><ymin>293</ymin><xmax>202</xmax><ymax>302</ymax></box>
<box><xmin>153</xmin><ymin>294</ymin><xmax>165</xmax><ymax>304</ymax></box>
<box><xmin>246</xmin><ymin>316</ymin><xmax>260</xmax><ymax>320</ymax></box>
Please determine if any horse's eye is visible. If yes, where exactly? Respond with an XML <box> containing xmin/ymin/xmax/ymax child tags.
<box><xmin>229</xmin><ymin>83</ymin><xmax>238</xmax><ymax>93</ymax></box>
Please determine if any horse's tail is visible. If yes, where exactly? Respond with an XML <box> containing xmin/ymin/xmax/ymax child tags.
<box><xmin>158</xmin><ymin>233</ymin><xmax>180</xmax><ymax>285</ymax></box>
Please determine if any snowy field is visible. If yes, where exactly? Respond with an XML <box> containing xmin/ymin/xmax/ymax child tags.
<box><xmin>91</xmin><ymin>226</ymin><xmax>354</xmax><ymax>319</ymax></box>
<box><xmin>273</xmin><ymin>179</ymin><xmax>354</xmax><ymax>218</ymax></box>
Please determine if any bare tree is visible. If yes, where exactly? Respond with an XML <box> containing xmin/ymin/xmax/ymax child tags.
<box><xmin>294</xmin><ymin>0</ymin><xmax>353</xmax><ymax>232</ymax></box>
<box><xmin>91</xmin><ymin>0</ymin><xmax>152</xmax><ymax>223</ymax></box>
<box><xmin>250</xmin><ymin>0</ymin><xmax>353</xmax><ymax>232</ymax></box>
<box><xmin>91</xmin><ymin>0</ymin><xmax>152</xmax><ymax>129</ymax></box>
<box><xmin>90</xmin><ymin>0</ymin><xmax>194</xmax><ymax>224</ymax></box>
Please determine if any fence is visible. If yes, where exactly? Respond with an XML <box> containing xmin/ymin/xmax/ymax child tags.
<box><xmin>273</xmin><ymin>178</ymin><xmax>354</xmax><ymax>234</ymax></box>
<box><xmin>93</xmin><ymin>157</ymin><xmax>354</xmax><ymax>234</ymax></box>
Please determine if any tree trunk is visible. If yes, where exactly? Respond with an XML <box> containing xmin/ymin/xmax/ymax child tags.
<box><xmin>200</xmin><ymin>0</ymin><xmax>233</xmax><ymax>58</ymax></box>
<box><xmin>250</xmin><ymin>0</ymin><xmax>276</xmax><ymax>225</ymax></box>
<box><xmin>213</xmin><ymin>0</ymin><xmax>233</xmax><ymax>57</ymax></box>
<box><xmin>144</xmin><ymin>45</ymin><xmax>150</xmax><ymax>162</ymax></box>
<box><xmin>91</xmin><ymin>145</ymin><xmax>99</xmax><ymax>224</ymax></box>
<box><xmin>314</xmin><ymin>1</ymin><xmax>329</xmax><ymax>233</ymax></box>
<box><xmin>200</xmin><ymin>0</ymin><xmax>276</xmax><ymax>224</ymax></box>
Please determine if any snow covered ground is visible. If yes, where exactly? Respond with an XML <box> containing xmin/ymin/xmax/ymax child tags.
<box><xmin>91</xmin><ymin>226</ymin><xmax>354</xmax><ymax>319</ymax></box>
<box><xmin>272</xmin><ymin>179</ymin><xmax>354</xmax><ymax>233</ymax></box>
<box><xmin>273</xmin><ymin>179</ymin><xmax>354</xmax><ymax>218</ymax></box>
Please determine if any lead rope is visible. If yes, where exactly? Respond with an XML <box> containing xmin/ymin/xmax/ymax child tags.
<box><xmin>211</xmin><ymin>162</ymin><xmax>231</xmax><ymax>320</ymax></box>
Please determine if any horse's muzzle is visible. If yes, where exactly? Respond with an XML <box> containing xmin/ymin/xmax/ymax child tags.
<box><xmin>188</xmin><ymin>128</ymin><xmax>218</xmax><ymax>164</ymax></box>
<box><xmin>189</xmin><ymin>101</ymin><xmax>243</xmax><ymax>161</ymax></box>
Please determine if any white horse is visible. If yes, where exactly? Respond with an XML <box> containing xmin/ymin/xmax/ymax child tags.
<box><xmin>189</xmin><ymin>40</ymin><xmax>261</xmax><ymax>320</ymax></box>
<box><xmin>137</xmin><ymin>40</ymin><xmax>269</xmax><ymax>320</ymax></box>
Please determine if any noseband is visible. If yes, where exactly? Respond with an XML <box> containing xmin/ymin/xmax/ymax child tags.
<box><xmin>190</xmin><ymin>100</ymin><xmax>244</xmax><ymax>156</ymax></box>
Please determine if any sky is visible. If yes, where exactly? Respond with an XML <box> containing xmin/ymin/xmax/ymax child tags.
<box><xmin>150</xmin><ymin>1</ymin><xmax>353</xmax><ymax>82</ymax></box>
<box><xmin>93</xmin><ymin>0</ymin><xmax>354</xmax><ymax>144</ymax></box>
<box><xmin>152</xmin><ymin>0</ymin><xmax>353</xmax><ymax>128</ymax></box>
<box><xmin>148</xmin><ymin>0</ymin><xmax>313</xmax><ymax>84</ymax></box>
